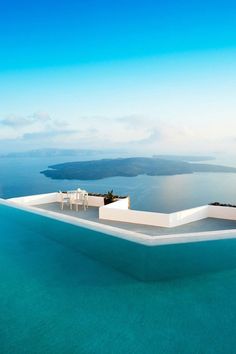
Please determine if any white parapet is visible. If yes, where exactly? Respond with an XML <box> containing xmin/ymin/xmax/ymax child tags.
<box><xmin>8</xmin><ymin>192</ymin><xmax>105</xmax><ymax>208</ymax></box>
<box><xmin>169</xmin><ymin>205</ymin><xmax>209</xmax><ymax>227</ymax></box>
<box><xmin>2</xmin><ymin>195</ymin><xmax>236</xmax><ymax>247</ymax></box>
<box><xmin>87</xmin><ymin>195</ymin><xmax>104</xmax><ymax>207</ymax></box>
<box><xmin>100</xmin><ymin>199</ymin><xmax>209</xmax><ymax>228</ymax></box>
<box><xmin>6</xmin><ymin>192</ymin><xmax>236</xmax><ymax>230</ymax></box>
<box><xmin>8</xmin><ymin>192</ymin><xmax>59</xmax><ymax>205</ymax></box>
<box><xmin>99</xmin><ymin>197</ymin><xmax>170</xmax><ymax>227</ymax></box>
<box><xmin>208</xmin><ymin>205</ymin><xmax>236</xmax><ymax>221</ymax></box>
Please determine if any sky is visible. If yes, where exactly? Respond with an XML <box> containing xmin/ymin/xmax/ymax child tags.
<box><xmin>0</xmin><ymin>0</ymin><xmax>235</xmax><ymax>154</ymax></box>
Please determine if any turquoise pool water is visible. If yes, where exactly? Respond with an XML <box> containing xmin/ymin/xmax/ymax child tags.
<box><xmin>1</xmin><ymin>204</ymin><xmax>236</xmax><ymax>353</ymax></box>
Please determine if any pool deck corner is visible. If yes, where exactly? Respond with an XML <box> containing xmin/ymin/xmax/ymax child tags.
<box><xmin>2</xmin><ymin>192</ymin><xmax>236</xmax><ymax>246</ymax></box>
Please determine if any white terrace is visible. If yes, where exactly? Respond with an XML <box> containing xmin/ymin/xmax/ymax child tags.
<box><xmin>6</xmin><ymin>191</ymin><xmax>236</xmax><ymax>245</ymax></box>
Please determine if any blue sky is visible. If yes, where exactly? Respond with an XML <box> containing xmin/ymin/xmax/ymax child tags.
<box><xmin>0</xmin><ymin>0</ymin><xmax>235</xmax><ymax>153</ymax></box>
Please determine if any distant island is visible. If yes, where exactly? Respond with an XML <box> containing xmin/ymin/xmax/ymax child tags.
<box><xmin>41</xmin><ymin>156</ymin><xmax>236</xmax><ymax>180</ymax></box>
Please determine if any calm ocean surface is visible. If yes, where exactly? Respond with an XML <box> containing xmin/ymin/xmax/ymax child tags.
<box><xmin>1</xmin><ymin>203</ymin><xmax>236</xmax><ymax>354</ymax></box>
<box><xmin>1</xmin><ymin>155</ymin><xmax>236</xmax><ymax>353</ymax></box>
<box><xmin>1</xmin><ymin>155</ymin><xmax>236</xmax><ymax>212</ymax></box>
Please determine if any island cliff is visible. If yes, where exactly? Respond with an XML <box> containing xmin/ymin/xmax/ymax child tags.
<box><xmin>41</xmin><ymin>157</ymin><xmax>236</xmax><ymax>180</ymax></box>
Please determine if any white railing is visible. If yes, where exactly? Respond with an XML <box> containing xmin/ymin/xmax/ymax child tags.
<box><xmin>99</xmin><ymin>199</ymin><xmax>170</xmax><ymax>227</ymax></box>
<box><xmin>169</xmin><ymin>206</ymin><xmax>209</xmax><ymax>227</ymax></box>
<box><xmin>2</xmin><ymin>197</ymin><xmax>236</xmax><ymax>247</ymax></box>
<box><xmin>208</xmin><ymin>205</ymin><xmax>236</xmax><ymax>221</ymax></box>
<box><xmin>100</xmin><ymin>201</ymin><xmax>236</xmax><ymax>228</ymax></box>
<box><xmin>8</xmin><ymin>192</ymin><xmax>105</xmax><ymax>208</ymax></box>
<box><xmin>8</xmin><ymin>192</ymin><xmax>59</xmax><ymax>205</ymax></box>
<box><xmin>7</xmin><ymin>192</ymin><xmax>236</xmax><ymax>228</ymax></box>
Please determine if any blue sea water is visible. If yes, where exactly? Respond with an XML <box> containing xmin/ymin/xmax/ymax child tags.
<box><xmin>1</xmin><ymin>155</ymin><xmax>236</xmax><ymax>353</ymax></box>
<box><xmin>1</xmin><ymin>204</ymin><xmax>236</xmax><ymax>354</ymax></box>
<box><xmin>1</xmin><ymin>156</ymin><xmax>236</xmax><ymax>212</ymax></box>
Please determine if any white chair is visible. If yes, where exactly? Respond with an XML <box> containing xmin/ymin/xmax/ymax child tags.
<box><xmin>59</xmin><ymin>191</ymin><xmax>70</xmax><ymax>210</ymax></box>
<box><xmin>81</xmin><ymin>190</ymin><xmax>89</xmax><ymax>210</ymax></box>
<box><xmin>67</xmin><ymin>191</ymin><xmax>76</xmax><ymax>209</ymax></box>
<box><xmin>70</xmin><ymin>190</ymin><xmax>85</xmax><ymax>212</ymax></box>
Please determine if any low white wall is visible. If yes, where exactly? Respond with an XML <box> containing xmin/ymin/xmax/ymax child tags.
<box><xmin>102</xmin><ymin>198</ymin><xmax>129</xmax><ymax>209</ymax></box>
<box><xmin>208</xmin><ymin>205</ymin><xmax>236</xmax><ymax>221</ymax></box>
<box><xmin>8</xmin><ymin>192</ymin><xmax>59</xmax><ymax>205</ymax></box>
<box><xmin>99</xmin><ymin>198</ymin><xmax>170</xmax><ymax>227</ymax></box>
<box><xmin>7</xmin><ymin>192</ymin><xmax>236</xmax><ymax>229</ymax></box>
<box><xmin>88</xmin><ymin>196</ymin><xmax>104</xmax><ymax>207</ymax></box>
<box><xmin>2</xmin><ymin>197</ymin><xmax>236</xmax><ymax>247</ymax></box>
<box><xmin>8</xmin><ymin>192</ymin><xmax>105</xmax><ymax>208</ymax></box>
<box><xmin>100</xmin><ymin>207</ymin><xmax>170</xmax><ymax>227</ymax></box>
<box><xmin>169</xmin><ymin>206</ymin><xmax>209</xmax><ymax>227</ymax></box>
<box><xmin>100</xmin><ymin>202</ymin><xmax>209</xmax><ymax>228</ymax></box>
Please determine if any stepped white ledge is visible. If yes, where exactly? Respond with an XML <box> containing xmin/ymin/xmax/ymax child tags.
<box><xmin>2</xmin><ymin>192</ymin><xmax>236</xmax><ymax>246</ymax></box>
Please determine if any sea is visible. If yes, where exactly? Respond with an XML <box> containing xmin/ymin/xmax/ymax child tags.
<box><xmin>1</xmin><ymin>154</ymin><xmax>236</xmax><ymax>353</ymax></box>
<box><xmin>1</xmin><ymin>154</ymin><xmax>236</xmax><ymax>212</ymax></box>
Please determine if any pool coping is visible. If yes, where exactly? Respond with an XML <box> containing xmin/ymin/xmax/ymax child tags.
<box><xmin>2</xmin><ymin>198</ymin><xmax>236</xmax><ymax>246</ymax></box>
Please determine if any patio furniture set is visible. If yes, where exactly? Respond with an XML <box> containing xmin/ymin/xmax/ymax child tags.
<box><xmin>59</xmin><ymin>189</ymin><xmax>89</xmax><ymax>212</ymax></box>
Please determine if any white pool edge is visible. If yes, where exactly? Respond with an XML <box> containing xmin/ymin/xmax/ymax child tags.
<box><xmin>1</xmin><ymin>197</ymin><xmax>236</xmax><ymax>246</ymax></box>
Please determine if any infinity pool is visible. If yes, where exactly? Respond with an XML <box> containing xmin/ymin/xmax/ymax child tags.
<box><xmin>1</xmin><ymin>203</ymin><xmax>236</xmax><ymax>353</ymax></box>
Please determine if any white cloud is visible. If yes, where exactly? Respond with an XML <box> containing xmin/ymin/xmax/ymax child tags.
<box><xmin>0</xmin><ymin>111</ymin><xmax>236</xmax><ymax>154</ymax></box>
<box><xmin>0</xmin><ymin>112</ymin><xmax>68</xmax><ymax>142</ymax></box>
<box><xmin>0</xmin><ymin>112</ymin><xmax>50</xmax><ymax>127</ymax></box>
